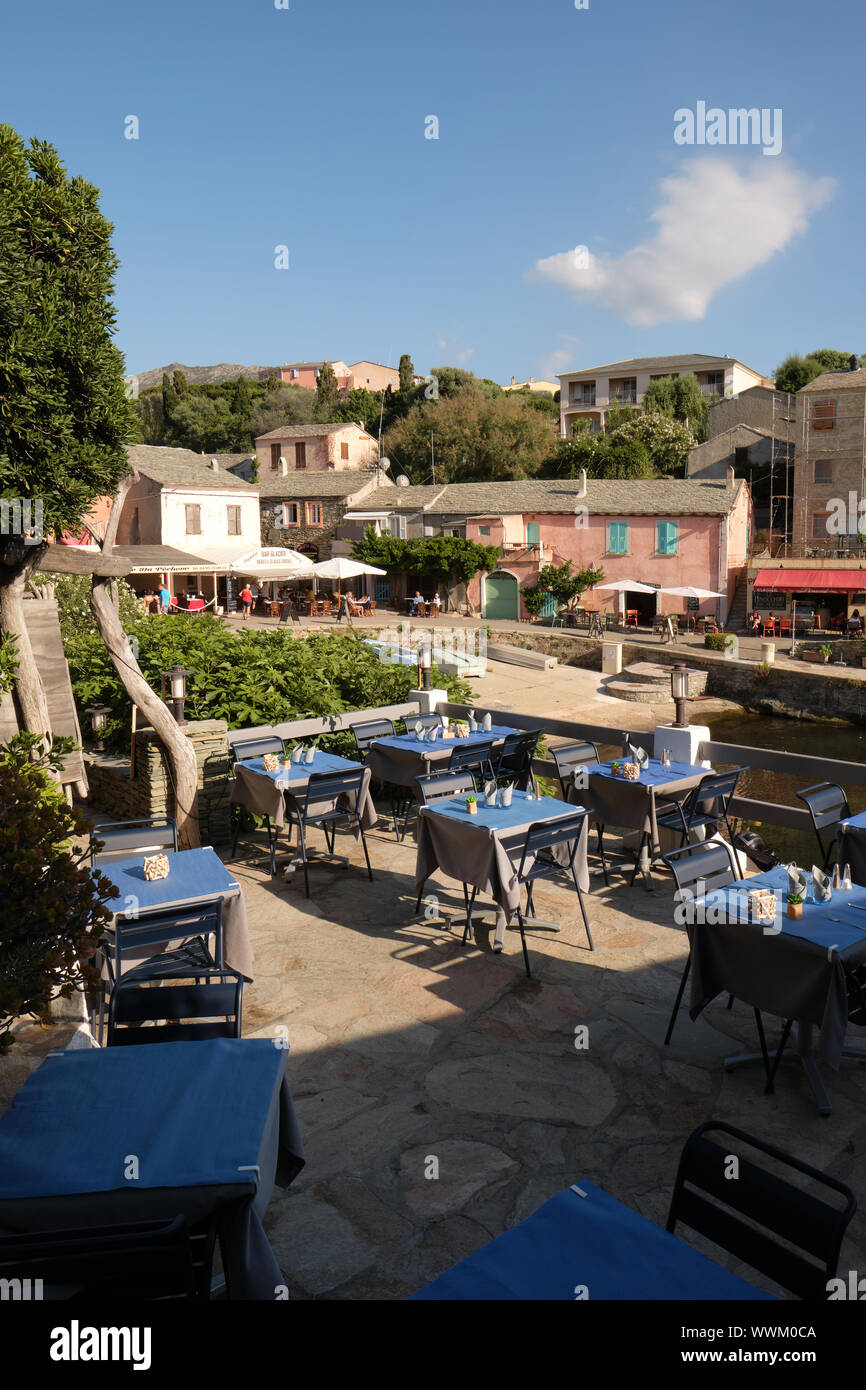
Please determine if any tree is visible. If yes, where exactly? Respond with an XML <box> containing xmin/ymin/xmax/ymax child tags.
<box><xmin>170</xmin><ymin>395</ymin><xmax>235</xmax><ymax>453</ymax></box>
<box><xmin>316</xmin><ymin>361</ymin><xmax>339</xmax><ymax>416</ymax></box>
<box><xmin>384</xmin><ymin>390</ymin><xmax>555</xmax><ymax>483</ymax></box>
<box><xmin>428</xmin><ymin>366</ymin><xmax>502</xmax><ymax>400</ymax></box>
<box><xmin>642</xmin><ymin>373</ymin><xmax>709</xmax><ymax>441</ymax></box>
<box><xmin>0</xmin><ymin>125</ymin><xmax>135</xmax><ymax>734</ymax></box>
<box><xmin>607</xmin><ymin>412</ymin><xmax>695</xmax><ymax>477</ymax></box>
<box><xmin>398</xmin><ymin>353</ymin><xmax>415</xmax><ymax>394</ymax></box>
<box><xmin>162</xmin><ymin>370</ymin><xmax>179</xmax><ymax>423</ymax></box>
<box><xmin>774</xmin><ymin>349</ymin><xmax>855</xmax><ymax>394</ymax></box>
<box><xmin>172</xmin><ymin>368</ymin><xmax>189</xmax><ymax>399</ymax></box>
<box><xmin>522</xmin><ymin>560</ymin><xmax>604</xmax><ymax>616</ymax></box>
<box><xmin>540</xmin><ymin>431</ymin><xmax>652</xmax><ymax>480</ymax></box>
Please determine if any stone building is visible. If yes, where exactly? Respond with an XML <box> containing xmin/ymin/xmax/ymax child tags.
<box><xmin>257</xmin><ymin>471</ymin><xmax>380</xmax><ymax>562</ymax></box>
<box><xmin>792</xmin><ymin>366</ymin><xmax>866</xmax><ymax>556</ymax></box>
<box><xmin>254</xmin><ymin>422</ymin><xmax>377</xmax><ymax>475</ymax></box>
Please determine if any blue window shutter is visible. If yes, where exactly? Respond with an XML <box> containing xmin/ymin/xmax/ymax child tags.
<box><xmin>608</xmin><ymin>521</ymin><xmax>628</xmax><ymax>554</ymax></box>
<box><xmin>657</xmin><ymin>521</ymin><xmax>677</xmax><ymax>555</ymax></box>
<box><xmin>527</xmin><ymin>521</ymin><xmax>540</xmax><ymax>544</ymax></box>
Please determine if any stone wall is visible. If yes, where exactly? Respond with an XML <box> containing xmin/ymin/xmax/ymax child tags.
<box><xmin>83</xmin><ymin>719</ymin><xmax>233</xmax><ymax>842</ymax></box>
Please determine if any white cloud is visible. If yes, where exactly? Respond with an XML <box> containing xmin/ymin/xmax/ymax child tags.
<box><xmin>538</xmin><ymin>339</ymin><xmax>582</xmax><ymax>380</ymax></box>
<box><xmin>436</xmin><ymin>336</ymin><xmax>474</xmax><ymax>365</ymax></box>
<box><xmin>531</xmin><ymin>159</ymin><xmax>836</xmax><ymax>327</ymax></box>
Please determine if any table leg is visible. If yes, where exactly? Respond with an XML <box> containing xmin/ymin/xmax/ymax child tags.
<box><xmin>724</xmin><ymin>1022</ymin><xmax>834</xmax><ymax>1117</ymax></box>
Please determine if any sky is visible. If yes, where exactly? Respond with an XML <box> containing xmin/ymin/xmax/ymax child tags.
<box><xmin>3</xmin><ymin>0</ymin><xmax>865</xmax><ymax>384</ymax></box>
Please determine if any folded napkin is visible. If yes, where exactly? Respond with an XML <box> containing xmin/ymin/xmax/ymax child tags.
<box><xmin>468</xmin><ymin>712</ymin><xmax>478</xmax><ymax>732</ymax></box>
<box><xmin>500</xmin><ymin>783</ymin><xmax>514</xmax><ymax>807</ymax></box>
<box><xmin>483</xmin><ymin>779</ymin><xmax>498</xmax><ymax>806</ymax></box>
<box><xmin>481</xmin><ymin>714</ymin><xmax>493</xmax><ymax>732</ymax></box>
<box><xmin>627</xmin><ymin>742</ymin><xmax>649</xmax><ymax>770</ymax></box>
<box><xmin>811</xmin><ymin>864</ymin><xmax>832</xmax><ymax>902</ymax></box>
<box><xmin>785</xmin><ymin>864</ymin><xmax>809</xmax><ymax>900</ymax></box>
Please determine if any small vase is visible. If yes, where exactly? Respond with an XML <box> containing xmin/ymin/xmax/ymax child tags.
<box><xmin>787</xmin><ymin>902</ymin><xmax>803</xmax><ymax>920</ymax></box>
<box><xmin>467</xmin><ymin>800</ymin><xmax>478</xmax><ymax>815</ymax></box>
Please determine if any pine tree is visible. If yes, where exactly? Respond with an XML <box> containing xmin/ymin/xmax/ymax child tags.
<box><xmin>398</xmin><ymin>353</ymin><xmax>415</xmax><ymax>394</ymax></box>
<box><xmin>315</xmin><ymin>360</ymin><xmax>339</xmax><ymax>416</ymax></box>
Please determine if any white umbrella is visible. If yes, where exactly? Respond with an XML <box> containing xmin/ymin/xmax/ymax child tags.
<box><xmin>660</xmin><ymin>586</ymin><xmax>725</xmax><ymax>600</ymax></box>
<box><xmin>230</xmin><ymin>547</ymin><xmax>314</xmax><ymax>581</ymax></box>
<box><xmin>594</xmin><ymin>579</ymin><xmax>658</xmax><ymax>593</ymax></box>
<box><xmin>310</xmin><ymin>556</ymin><xmax>387</xmax><ymax>605</ymax></box>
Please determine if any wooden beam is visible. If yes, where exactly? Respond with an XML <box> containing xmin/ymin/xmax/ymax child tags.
<box><xmin>38</xmin><ymin>545</ymin><xmax>132</xmax><ymax>578</ymax></box>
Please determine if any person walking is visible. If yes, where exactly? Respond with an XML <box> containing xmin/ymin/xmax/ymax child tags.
<box><xmin>158</xmin><ymin>580</ymin><xmax>170</xmax><ymax>614</ymax></box>
<box><xmin>240</xmin><ymin>584</ymin><xmax>253</xmax><ymax>620</ymax></box>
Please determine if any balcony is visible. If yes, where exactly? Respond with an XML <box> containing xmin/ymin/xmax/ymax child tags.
<box><xmin>569</xmin><ymin>394</ymin><xmax>597</xmax><ymax>408</ymax></box>
<box><xmin>610</xmin><ymin>393</ymin><xmax>637</xmax><ymax>407</ymax></box>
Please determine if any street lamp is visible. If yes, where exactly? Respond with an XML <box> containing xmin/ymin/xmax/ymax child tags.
<box><xmin>160</xmin><ymin>664</ymin><xmax>193</xmax><ymax>726</ymax></box>
<box><xmin>671</xmin><ymin>664</ymin><xmax>690</xmax><ymax>728</ymax></box>
<box><xmin>85</xmin><ymin>704</ymin><xmax>111</xmax><ymax>751</ymax></box>
<box><xmin>418</xmin><ymin>642</ymin><xmax>432</xmax><ymax>692</ymax></box>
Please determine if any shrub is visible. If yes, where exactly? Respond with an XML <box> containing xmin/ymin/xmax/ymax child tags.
<box><xmin>754</xmin><ymin>662</ymin><xmax>772</xmax><ymax>681</ymax></box>
<box><xmin>705</xmin><ymin>631</ymin><xmax>734</xmax><ymax>651</ymax></box>
<box><xmin>0</xmin><ymin>732</ymin><xmax>117</xmax><ymax>1051</ymax></box>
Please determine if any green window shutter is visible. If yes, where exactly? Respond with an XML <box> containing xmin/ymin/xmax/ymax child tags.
<box><xmin>657</xmin><ymin>521</ymin><xmax>678</xmax><ymax>555</ymax></box>
<box><xmin>607</xmin><ymin>521</ymin><xmax>628</xmax><ymax>554</ymax></box>
<box><xmin>526</xmin><ymin>522</ymin><xmax>540</xmax><ymax>544</ymax></box>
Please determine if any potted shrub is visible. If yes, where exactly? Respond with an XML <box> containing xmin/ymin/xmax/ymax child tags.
<box><xmin>611</xmin><ymin>760</ymin><xmax>621</xmax><ymax>778</ymax></box>
<box><xmin>466</xmin><ymin>794</ymin><xmax>478</xmax><ymax>815</ymax></box>
<box><xmin>786</xmin><ymin>892</ymin><xmax>804</xmax><ymax>920</ymax></box>
<box><xmin>802</xmin><ymin>647</ymin><xmax>830</xmax><ymax>664</ymax></box>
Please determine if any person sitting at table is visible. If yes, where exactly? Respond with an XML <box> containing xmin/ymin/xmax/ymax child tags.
<box><xmin>431</xmin><ymin>592</ymin><xmax>442</xmax><ymax>614</ymax></box>
<box><xmin>849</xmin><ymin>609</ymin><xmax>864</xmax><ymax>633</ymax></box>
<box><xmin>748</xmin><ymin>611</ymin><xmax>762</xmax><ymax>636</ymax></box>
<box><xmin>411</xmin><ymin>589</ymin><xmax>425</xmax><ymax>614</ymax></box>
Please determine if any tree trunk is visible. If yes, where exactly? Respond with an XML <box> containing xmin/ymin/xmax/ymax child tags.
<box><xmin>0</xmin><ymin>540</ymin><xmax>52</xmax><ymax>737</ymax></box>
<box><xmin>90</xmin><ymin>578</ymin><xmax>201</xmax><ymax>849</ymax></box>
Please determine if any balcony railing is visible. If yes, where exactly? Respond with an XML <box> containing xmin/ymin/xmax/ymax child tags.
<box><xmin>610</xmin><ymin>393</ymin><xmax>637</xmax><ymax>406</ymax></box>
<box><xmin>569</xmin><ymin>394</ymin><xmax>597</xmax><ymax>407</ymax></box>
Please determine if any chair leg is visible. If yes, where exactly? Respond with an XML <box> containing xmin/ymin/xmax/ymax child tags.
<box><xmin>399</xmin><ymin>796</ymin><xmax>414</xmax><ymax>843</ymax></box>
<box><xmin>515</xmin><ymin>908</ymin><xmax>532</xmax><ymax>978</ymax></box>
<box><xmin>664</xmin><ymin>956</ymin><xmax>691</xmax><ymax>1046</ymax></box>
<box><xmin>359</xmin><ymin>822</ymin><xmax>373</xmax><ymax>882</ymax></box>
<box><xmin>298</xmin><ymin>824</ymin><xmax>310</xmax><ymax>898</ymax></box>
<box><xmin>629</xmin><ymin>833</ymin><xmax>648</xmax><ymax>887</ymax></box>
<box><xmin>231</xmin><ymin>809</ymin><xmax>241</xmax><ymax>859</ymax></box>
<box><xmin>571</xmin><ymin>867</ymin><xmax>594</xmax><ymax>951</ymax></box>
<box><xmin>462</xmin><ymin>887</ymin><xmax>478</xmax><ymax>945</ymax></box>
<box><xmin>596</xmin><ymin>823</ymin><xmax>609</xmax><ymax>886</ymax></box>
<box><xmin>753</xmin><ymin>1008</ymin><xmax>772</xmax><ymax>1087</ymax></box>
<box><xmin>416</xmin><ymin>877</ymin><xmax>426</xmax><ymax>913</ymax></box>
<box><xmin>764</xmin><ymin>1018</ymin><xmax>794</xmax><ymax>1095</ymax></box>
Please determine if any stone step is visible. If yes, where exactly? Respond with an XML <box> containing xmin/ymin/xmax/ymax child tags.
<box><xmin>618</xmin><ymin>662</ymin><xmax>708</xmax><ymax>696</ymax></box>
<box><xmin>605</xmin><ymin>680</ymin><xmax>673</xmax><ymax>704</ymax></box>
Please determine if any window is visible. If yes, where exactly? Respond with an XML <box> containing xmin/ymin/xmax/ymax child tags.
<box><xmin>340</xmin><ymin>442</ymin><xmax>349</xmax><ymax>460</ymax></box>
<box><xmin>375</xmin><ymin>577</ymin><xmax>390</xmax><ymax>601</ymax></box>
<box><xmin>656</xmin><ymin>520</ymin><xmax>678</xmax><ymax>555</ymax></box>
<box><xmin>184</xmin><ymin>504</ymin><xmax>201</xmax><ymax>535</ymax></box>
<box><xmin>526</xmin><ymin>522</ymin><xmax>541</xmax><ymax>545</ymax></box>
<box><xmin>306</xmin><ymin>502</ymin><xmax>322</xmax><ymax>526</ymax></box>
<box><xmin>606</xmin><ymin>520</ymin><xmax>628</xmax><ymax>554</ymax></box>
<box><xmin>282</xmin><ymin>502</ymin><xmax>299</xmax><ymax>527</ymax></box>
<box><xmin>386</xmin><ymin>516</ymin><xmax>407</xmax><ymax>538</ymax></box>
<box><xmin>812</xmin><ymin>402</ymin><xmax>836</xmax><ymax>431</ymax></box>
<box><xmin>812</xmin><ymin>512</ymin><xmax>831</xmax><ymax>538</ymax></box>
<box><xmin>295</xmin><ymin>442</ymin><xmax>306</xmax><ymax>469</ymax></box>
<box><xmin>703</xmin><ymin>372</ymin><xmax>724</xmax><ymax>397</ymax></box>
<box><xmin>270</xmin><ymin>444</ymin><xmax>281</xmax><ymax>470</ymax></box>
<box><xmin>813</xmin><ymin>459</ymin><xmax>832</xmax><ymax>484</ymax></box>
<box><xmin>479</xmin><ymin>526</ymin><xmax>491</xmax><ymax>537</ymax></box>
<box><xmin>227</xmin><ymin>505</ymin><xmax>241</xmax><ymax>535</ymax></box>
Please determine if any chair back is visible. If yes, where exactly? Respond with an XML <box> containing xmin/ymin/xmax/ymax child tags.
<box><xmin>663</xmin><ymin>839</ymin><xmax>737</xmax><ymax>899</ymax></box>
<box><xmin>230</xmin><ymin>734</ymin><xmax>285</xmax><ymax>764</ymax></box>
<box><xmin>409</xmin><ymin>713</ymin><xmax>444</xmax><ymax>732</ymax></box>
<box><xmin>111</xmin><ymin>900</ymin><xmax>224</xmax><ymax>973</ymax></box>
<box><xmin>515</xmin><ymin>811</ymin><xmax>588</xmax><ymax>880</ymax></box>
<box><xmin>447</xmin><ymin>739</ymin><xmax>496</xmax><ymax>785</ymax></box>
<box><xmin>551</xmin><ymin>741</ymin><xmax>600</xmax><ymax>798</ymax></box>
<box><xmin>91</xmin><ymin>817</ymin><xmax>178</xmax><ymax>867</ymax></box>
<box><xmin>109</xmin><ymin>968</ymin><xmax>242</xmax><ymax>1047</ymax></box>
<box><xmin>415</xmin><ymin>770</ymin><xmax>477</xmax><ymax>806</ymax></box>
<box><xmin>351</xmin><ymin>718</ymin><xmax>396</xmax><ymax>754</ymax></box>
<box><xmin>667</xmin><ymin>1121</ymin><xmax>856</xmax><ymax>1300</ymax></box>
<box><xmin>496</xmin><ymin>731</ymin><xmax>539</xmax><ymax>783</ymax></box>
<box><xmin>684</xmin><ymin>767</ymin><xmax>744</xmax><ymax>824</ymax></box>
<box><xmin>303</xmin><ymin>767</ymin><xmax>365</xmax><ymax>819</ymax></box>
<box><xmin>796</xmin><ymin>781</ymin><xmax>850</xmax><ymax>831</ymax></box>
<box><xmin>0</xmin><ymin>1215</ymin><xmax>215</xmax><ymax>1300</ymax></box>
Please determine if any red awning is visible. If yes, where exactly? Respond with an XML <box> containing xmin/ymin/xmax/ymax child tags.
<box><xmin>754</xmin><ymin>568</ymin><xmax>866</xmax><ymax>592</ymax></box>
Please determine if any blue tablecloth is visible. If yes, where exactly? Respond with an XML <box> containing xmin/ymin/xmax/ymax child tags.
<box><xmin>373</xmin><ymin>725</ymin><xmax>516</xmax><ymax>755</ymax></box>
<box><xmin>239</xmin><ymin>750</ymin><xmax>361</xmax><ymax>784</ymax></box>
<box><xmin>98</xmin><ymin>846</ymin><xmax>239</xmax><ymax>915</ymax></box>
<box><xmin>0</xmin><ymin>1039</ymin><xmax>289</xmax><ymax>1199</ymax></box>
<box><xmin>425</xmin><ymin>789</ymin><xmax>580</xmax><ymax>832</ymax></box>
<box><xmin>590</xmin><ymin>758</ymin><xmax>704</xmax><ymax>787</ymax></box>
<box><xmin>411</xmin><ymin>1182</ymin><xmax>772</xmax><ymax>1300</ymax></box>
<box><xmin>700</xmin><ymin>865</ymin><xmax>866</xmax><ymax>952</ymax></box>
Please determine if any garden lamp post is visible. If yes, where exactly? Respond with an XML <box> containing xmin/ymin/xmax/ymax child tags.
<box><xmin>671</xmin><ymin>664</ymin><xmax>690</xmax><ymax>728</ymax></box>
<box><xmin>85</xmin><ymin>704</ymin><xmax>111</xmax><ymax>751</ymax></box>
<box><xmin>160</xmin><ymin>664</ymin><xmax>193</xmax><ymax>726</ymax></box>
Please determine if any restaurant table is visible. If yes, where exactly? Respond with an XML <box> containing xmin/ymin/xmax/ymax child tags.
<box><xmin>0</xmin><ymin>1038</ymin><xmax>304</xmax><ymax>1300</ymax></box>
<box><xmin>410</xmin><ymin>1182</ymin><xmax>773</xmax><ymax>1300</ymax></box>
<box><xmin>689</xmin><ymin>864</ymin><xmax>866</xmax><ymax>1114</ymax></box>
<box><xmin>231</xmin><ymin>750</ymin><xmax>377</xmax><ymax>831</ymax></box>
<box><xmin>366</xmin><ymin>725</ymin><xmax>518</xmax><ymax>790</ymax></box>
<box><xmin>836</xmin><ymin>811</ymin><xmax>866</xmax><ymax>886</ymax></box>
<box><xmin>99</xmin><ymin>845</ymin><xmax>254</xmax><ymax>982</ymax></box>
<box><xmin>416</xmin><ymin>787</ymin><xmax>589</xmax><ymax>951</ymax></box>
<box><xmin>571</xmin><ymin>757</ymin><xmax>707</xmax><ymax>890</ymax></box>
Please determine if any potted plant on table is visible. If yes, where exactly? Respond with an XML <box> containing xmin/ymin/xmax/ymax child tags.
<box><xmin>466</xmin><ymin>794</ymin><xmax>478</xmax><ymax>815</ymax></box>
<box><xmin>611</xmin><ymin>760</ymin><xmax>621</xmax><ymax>778</ymax></box>
<box><xmin>786</xmin><ymin>892</ymin><xmax>804</xmax><ymax>920</ymax></box>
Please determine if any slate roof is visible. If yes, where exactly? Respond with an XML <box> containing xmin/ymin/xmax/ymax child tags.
<box><xmin>558</xmin><ymin>354</ymin><xmax>742</xmax><ymax>378</ymax></box>
<box><xmin>126</xmin><ymin>445</ymin><xmax>256</xmax><ymax>491</ymax></box>
<box><xmin>255</xmin><ymin>422</ymin><xmax>373</xmax><ymax>441</ymax></box>
<box><xmin>356</xmin><ymin>478</ymin><xmax>743</xmax><ymax>517</ymax></box>
<box><xmin>798</xmin><ymin>368</ymin><xmax>866</xmax><ymax>392</ymax></box>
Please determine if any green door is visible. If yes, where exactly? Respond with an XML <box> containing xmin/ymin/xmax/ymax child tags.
<box><xmin>485</xmin><ymin>570</ymin><xmax>519</xmax><ymax>620</ymax></box>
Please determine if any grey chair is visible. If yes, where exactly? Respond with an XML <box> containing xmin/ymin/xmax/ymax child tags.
<box><xmin>90</xmin><ymin>817</ymin><xmax>177</xmax><ymax>868</ymax></box>
<box><xmin>509</xmin><ymin>811</ymin><xmax>593</xmax><ymax>977</ymax></box>
<box><xmin>495</xmin><ymin>731</ymin><xmax>539</xmax><ymax>793</ymax></box>
<box><xmin>447</xmin><ymin>739</ymin><xmax>497</xmax><ymax>789</ymax></box>
<box><xmin>288</xmin><ymin>767</ymin><xmax>373</xmax><ymax>898</ymax></box>
<box><xmin>795</xmin><ymin>782</ymin><xmax>851</xmax><ymax>871</ymax></box>
<box><xmin>414</xmin><ymin>771</ymin><xmax>478</xmax><ymax>916</ymax></box>
<box><xmin>406</xmin><ymin>713</ymin><xmax>444</xmax><ymax>733</ymax></box>
<box><xmin>229</xmin><ymin>735</ymin><xmax>286</xmax><ymax>875</ymax></box>
<box><xmin>551</xmin><ymin>740</ymin><xmax>609</xmax><ymax>885</ymax></box>
<box><xmin>351</xmin><ymin>718</ymin><xmax>396</xmax><ymax>756</ymax></box>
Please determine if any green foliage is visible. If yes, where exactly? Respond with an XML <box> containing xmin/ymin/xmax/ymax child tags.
<box><xmin>642</xmin><ymin>374</ymin><xmax>709</xmax><ymax>442</ymax></box>
<box><xmin>62</xmin><ymin>618</ymin><xmax>474</xmax><ymax>750</ymax></box>
<box><xmin>520</xmin><ymin>588</ymin><xmax>549</xmax><ymax>617</ymax></box>
<box><xmin>705</xmin><ymin>631</ymin><xmax>734</xmax><ymax>651</ymax></box>
<box><xmin>522</xmin><ymin>559</ymin><xmax>604</xmax><ymax>614</ymax></box>
<box><xmin>0</xmin><ymin>124</ymin><xmax>135</xmax><ymax>539</ymax></box>
<box><xmin>0</xmin><ymin>632</ymin><xmax>19</xmax><ymax>695</ymax></box>
<box><xmin>169</xmin><ymin>395</ymin><xmax>237</xmax><ymax>452</ymax></box>
<box><xmin>0</xmin><ymin>731</ymin><xmax>116</xmax><ymax>1050</ymax></box>
<box><xmin>606</xmin><ymin>411</ymin><xmax>695</xmax><ymax>477</ymax></box>
<box><xmin>351</xmin><ymin>526</ymin><xmax>499</xmax><ymax>583</ymax></box>
<box><xmin>34</xmin><ymin>572</ymin><xmax>144</xmax><ymax>643</ymax></box>
<box><xmin>384</xmin><ymin>388</ymin><xmax>555</xmax><ymax>483</ymax></box>
<box><xmin>398</xmin><ymin>354</ymin><xmax>414</xmax><ymax>394</ymax></box>
<box><xmin>542</xmin><ymin>428</ymin><xmax>654</xmax><ymax>480</ymax></box>
<box><xmin>774</xmin><ymin>349</ymin><xmax>856</xmax><ymax>394</ymax></box>
<box><xmin>316</xmin><ymin>361</ymin><xmax>339</xmax><ymax>415</ymax></box>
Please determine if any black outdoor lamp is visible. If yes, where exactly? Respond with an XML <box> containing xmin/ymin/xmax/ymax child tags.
<box><xmin>671</xmin><ymin>664</ymin><xmax>690</xmax><ymax>728</ymax></box>
<box><xmin>85</xmin><ymin>704</ymin><xmax>111</xmax><ymax>751</ymax></box>
<box><xmin>160</xmin><ymin>664</ymin><xmax>193</xmax><ymax>726</ymax></box>
<box><xmin>418</xmin><ymin>642</ymin><xmax>432</xmax><ymax>691</ymax></box>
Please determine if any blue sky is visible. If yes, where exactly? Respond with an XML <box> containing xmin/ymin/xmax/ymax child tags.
<box><xmin>4</xmin><ymin>0</ymin><xmax>864</xmax><ymax>383</ymax></box>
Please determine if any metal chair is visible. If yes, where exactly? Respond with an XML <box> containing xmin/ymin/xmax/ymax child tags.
<box><xmin>90</xmin><ymin>816</ymin><xmax>177</xmax><ymax>868</ymax></box>
<box><xmin>654</xmin><ymin>768</ymin><xmax>746</xmax><ymax>867</ymax></box>
<box><xmin>505</xmin><ymin>811</ymin><xmax>593</xmax><ymax>977</ymax></box>
<box><xmin>667</xmin><ymin>1121</ymin><xmax>856</xmax><ymax>1301</ymax></box>
<box><xmin>229</xmin><ymin>735</ymin><xmax>286</xmax><ymax>874</ymax></box>
<box><xmin>0</xmin><ymin>1214</ymin><xmax>218</xmax><ymax>1301</ymax></box>
<box><xmin>108</xmin><ymin>966</ymin><xmax>243</xmax><ymax>1047</ymax></box>
<box><xmin>447</xmin><ymin>738</ymin><xmax>497</xmax><ymax>789</ymax></box>
<box><xmin>351</xmin><ymin>717</ymin><xmax>396</xmax><ymax>756</ymax></box>
<box><xmin>288</xmin><ymin>767</ymin><xmax>373</xmax><ymax>898</ymax></box>
<box><xmin>662</xmin><ymin>840</ymin><xmax>740</xmax><ymax>1046</ymax></box>
<box><xmin>406</xmin><ymin>713</ymin><xmax>444</xmax><ymax>733</ymax></box>
<box><xmin>414</xmin><ymin>771</ymin><xmax>478</xmax><ymax>915</ymax></box>
<box><xmin>551</xmin><ymin>740</ymin><xmax>609</xmax><ymax>885</ymax></box>
<box><xmin>494</xmin><ymin>730</ymin><xmax>539</xmax><ymax>792</ymax></box>
<box><xmin>795</xmin><ymin>782</ymin><xmax>851</xmax><ymax>870</ymax></box>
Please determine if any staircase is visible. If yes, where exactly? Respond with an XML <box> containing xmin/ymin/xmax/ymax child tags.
<box><xmin>605</xmin><ymin>661</ymin><xmax>708</xmax><ymax>704</ymax></box>
<box><xmin>727</xmin><ymin>568</ymin><xmax>748</xmax><ymax>632</ymax></box>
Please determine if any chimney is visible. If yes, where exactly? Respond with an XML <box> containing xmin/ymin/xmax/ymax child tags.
<box><xmin>210</xmin><ymin>458</ymin><xmax>220</xmax><ymax>471</ymax></box>
<box><xmin>727</xmin><ymin>464</ymin><xmax>735</xmax><ymax>485</ymax></box>
<box><xmin>511</xmin><ymin>376</ymin><xmax>516</xmax><ymax>386</ymax></box>
<box><xmin>279</xmin><ymin>456</ymin><xmax>289</xmax><ymax>477</ymax></box>
<box><xmin>529</xmin><ymin>377</ymin><xmax>534</xmax><ymax>384</ymax></box>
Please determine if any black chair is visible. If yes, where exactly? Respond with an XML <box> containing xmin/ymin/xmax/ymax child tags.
<box><xmin>0</xmin><ymin>1214</ymin><xmax>218</xmax><ymax>1301</ymax></box>
<box><xmin>652</xmin><ymin>767</ymin><xmax>746</xmax><ymax>881</ymax></box>
<box><xmin>551</xmin><ymin>740</ymin><xmax>609</xmax><ymax>885</ymax></box>
<box><xmin>108</xmin><ymin>968</ymin><xmax>243</xmax><ymax>1046</ymax></box>
<box><xmin>507</xmin><ymin>811</ymin><xmax>593</xmax><ymax>977</ymax></box>
<box><xmin>494</xmin><ymin>731</ymin><xmax>539</xmax><ymax>793</ymax></box>
<box><xmin>229</xmin><ymin>734</ymin><xmax>286</xmax><ymax>875</ymax></box>
<box><xmin>351</xmin><ymin>717</ymin><xmax>396</xmax><ymax>756</ymax></box>
<box><xmin>662</xmin><ymin>840</ymin><xmax>741</xmax><ymax>1046</ymax></box>
<box><xmin>406</xmin><ymin>713</ymin><xmax>444</xmax><ymax>733</ymax></box>
<box><xmin>796</xmin><ymin>782</ymin><xmax>851</xmax><ymax>871</ymax></box>
<box><xmin>667</xmin><ymin>1121</ymin><xmax>856</xmax><ymax>1300</ymax></box>
<box><xmin>288</xmin><ymin>767</ymin><xmax>373</xmax><ymax>898</ymax></box>
<box><xmin>413</xmin><ymin>771</ymin><xmax>478</xmax><ymax>915</ymax></box>
<box><xmin>447</xmin><ymin>739</ymin><xmax>497</xmax><ymax>789</ymax></box>
<box><xmin>90</xmin><ymin>816</ymin><xmax>177</xmax><ymax>868</ymax></box>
